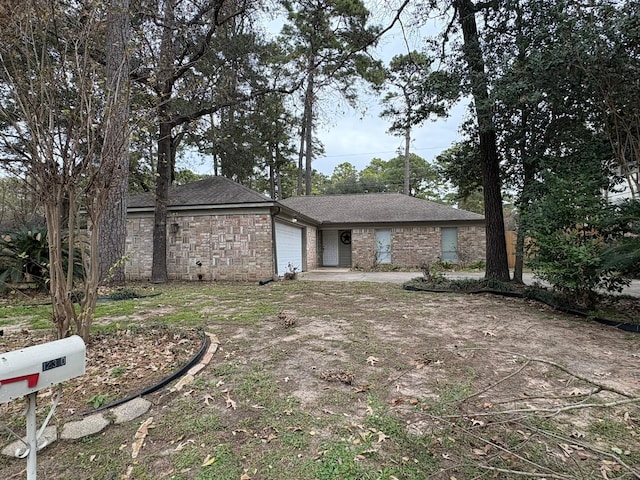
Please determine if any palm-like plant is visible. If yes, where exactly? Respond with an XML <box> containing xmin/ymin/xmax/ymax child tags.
<box><xmin>0</xmin><ymin>227</ymin><xmax>84</xmax><ymax>291</ymax></box>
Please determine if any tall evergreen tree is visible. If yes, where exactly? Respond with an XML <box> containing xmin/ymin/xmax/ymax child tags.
<box><xmin>98</xmin><ymin>0</ymin><xmax>131</xmax><ymax>286</ymax></box>
<box><xmin>452</xmin><ymin>0</ymin><xmax>510</xmax><ymax>281</ymax></box>
<box><xmin>380</xmin><ymin>51</ymin><xmax>458</xmax><ymax>195</ymax></box>
<box><xmin>280</xmin><ymin>0</ymin><xmax>383</xmax><ymax>195</ymax></box>
<box><xmin>130</xmin><ymin>0</ymin><xmax>260</xmax><ymax>283</ymax></box>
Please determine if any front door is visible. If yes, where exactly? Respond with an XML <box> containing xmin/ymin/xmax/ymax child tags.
<box><xmin>322</xmin><ymin>230</ymin><xmax>339</xmax><ymax>266</ymax></box>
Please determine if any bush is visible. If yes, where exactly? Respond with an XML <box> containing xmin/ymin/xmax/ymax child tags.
<box><xmin>0</xmin><ymin>227</ymin><xmax>84</xmax><ymax>291</ymax></box>
<box><xmin>419</xmin><ymin>260</ymin><xmax>446</xmax><ymax>284</ymax></box>
<box><xmin>110</xmin><ymin>288</ymin><xmax>142</xmax><ymax>300</ymax></box>
<box><xmin>468</xmin><ymin>260</ymin><xmax>486</xmax><ymax>271</ymax></box>
<box><xmin>523</xmin><ymin>160</ymin><xmax>633</xmax><ymax>310</ymax></box>
<box><xmin>600</xmin><ymin>200</ymin><xmax>640</xmax><ymax>278</ymax></box>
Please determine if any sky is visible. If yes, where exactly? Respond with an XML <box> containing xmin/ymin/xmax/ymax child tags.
<box><xmin>311</xmin><ymin>4</ymin><xmax>468</xmax><ymax>176</ymax></box>
<box><xmin>314</xmin><ymin>98</ymin><xmax>468</xmax><ymax>176</ymax></box>
<box><xmin>181</xmin><ymin>3</ymin><xmax>468</xmax><ymax>178</ymax></box>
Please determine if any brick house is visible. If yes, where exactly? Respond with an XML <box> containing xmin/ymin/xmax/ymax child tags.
<box><xmin>279</xmin><ymin>193</ymin><xmax>486</xmax><ymax>271</ymax></box>
<box><xmin>125</xmin><ymin>177</ymin><xmax>485</xmax><ymax>281</ymax></box>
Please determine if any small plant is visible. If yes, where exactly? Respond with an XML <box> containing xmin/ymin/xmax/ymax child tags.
<box><xmin>284</xmin><ymin>262</ymin><xmax>299</xmax><ymax>280</ymax></box>
<box><xmin>468</xmin><ymin>260</ymin><xmax>486</xmax><ymax>270</ymax></box>
<box><xmin>419</xmin><ymin>260</ymin><xmax>446</xmax><ymax>284</ymax></box>
<box><xmin>0</xmin><ymin>227</ymin><xmax>84</xmax><ymax>291</ymax></box>
<box><xmin>86</xmin><ymin>394</ymin><xmax>110</xmax><ymax>409</ymax></box>
<box><xmin>110</xmin><ymin>366</ymin><xmax>125</xmax><ymax>377</ymax></box>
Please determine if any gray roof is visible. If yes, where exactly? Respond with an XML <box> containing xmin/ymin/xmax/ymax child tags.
<box><xmin>128</xmin><ymin>176</ymin><xmax>272</xmax><ymax>209</ymax></box>
<box><xmin>279</xmin><ymin>193</ymin><xmax>484</xmax><ymax>225</ymax></box>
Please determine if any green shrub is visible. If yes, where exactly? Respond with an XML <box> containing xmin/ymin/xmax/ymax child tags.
<box><xmin>468</xmin><ymin>260</ymin><xmax>486</xmax><ymax>270</ymax></box>
<box><xmin>419</xmin><ymin>260</ymin><xmax>446</xmax><ymax>283</ymax></box>
<box><xmin>0</xmin><ymin>227</ymin><xmax>84</xmax><ymax>291</ymax></box>
<box><xmin>523</xmin><ymin>160</ymin><xmax>633</xmax><ymax>310</ymax></box>
<box><xmin>110</xmin><ymin>288</ymin><xmax>142</xmax><ymax>300</ymax></box>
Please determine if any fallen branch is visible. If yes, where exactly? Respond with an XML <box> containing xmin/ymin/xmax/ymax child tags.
<box><xmin>522</xmin><ymin>423</ymin><xmax>640</xmax><ymax>479</ymax></box>
<box><xmin>460</xmin><ymin>348</ymin><xmax>635</xmax><ymax>398</ymax></box>
<box><xmin>422</xmin><ymin>413</ymin><xmax>576</xmax><ymax>480</ymax></box>
<box><xmin>473</xmin><ymin>465</ymin><xmax>576</xmax><ymax>479</ymax></box>
<box><xmin>460</xmin><ymin>359</ymin><xmax>531</xmax><ymax>402</ymax></box>
<box><xmin>443</xmin><ymin>396</ymin><xmax>640</xmax><ymax>418</ymax></box>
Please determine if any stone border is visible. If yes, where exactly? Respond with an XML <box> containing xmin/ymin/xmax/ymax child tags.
<box><xmin>1</xmin><ymin>332</ymin><xmax>220</xmax><ymax>458</ymax></box>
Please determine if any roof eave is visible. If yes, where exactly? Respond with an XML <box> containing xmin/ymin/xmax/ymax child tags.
<box><xmin>128</xmin><ymin>201</ymin><xmax>277</xmax><ymax>213</ymax></box>
<box><xmin>318</xmin><ymin>219</ymin><xmax>485</xmax><ymax>228</ymax></box>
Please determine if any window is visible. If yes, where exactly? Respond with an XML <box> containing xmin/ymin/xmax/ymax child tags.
<box><xmin>375</xmin><ymin>229</ymin><xmax>391</xmax><ymax>264</ymax></box>
<box><xmin>441</xmin><ymin>227</ymin><xmax>458</xmax><ymax>263</ymax></box>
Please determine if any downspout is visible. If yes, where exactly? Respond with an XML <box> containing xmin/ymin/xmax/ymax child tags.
<box><xmin>271</xmin><ymin>206</ymin><xmax>281</xmax><ymax>277</ymax></box>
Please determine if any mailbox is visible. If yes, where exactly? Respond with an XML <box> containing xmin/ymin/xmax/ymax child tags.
<box><xmin>0</xmin><ymin>335</ymin><xmax>86</xmax><ymax>403</ymax></box>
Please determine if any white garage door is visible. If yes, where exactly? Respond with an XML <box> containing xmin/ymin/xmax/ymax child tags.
<box><xmin>275</xmin><ymin>221</ymin><xmax>303</xmax><ymax>276</ymax></box>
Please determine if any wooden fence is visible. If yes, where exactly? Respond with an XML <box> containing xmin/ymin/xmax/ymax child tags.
<box><xmin>505</xmin><ymin>230</ymin><xmax>517</xmax><ymax>269</ymax></box>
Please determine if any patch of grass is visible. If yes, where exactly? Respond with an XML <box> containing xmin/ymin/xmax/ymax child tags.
<box><xmin>187</xmin><ymin>413</ymin><xmax>227</xmax><ymax>435</ymax></box>
<box><xmin>425</xmin><ymin>380</ymin><xmax>475</xmax><ymax>415</ymax></box>
<box><xmin>210</xmin><ymin>362</ymin><xmax>242</xmax><ymax>378</ymax></box>
<box><xmin>194</xmin><ymin>443</ymin><xmax>243</xmax><ymax>480</ymax></box>
<box><xmin>0</xmin><ymin>303</ymin><xmax>52</xmax><ymax>329</ymax></box>
<box><xmin>310</xmin><ymin>440</ymin><xmax>378</xmax><ymax>480</ymax></box>
<box><xmin>588</xmin><ymin>418</ymin><xmax>629</xmax><ymax>441</ymax></box>
<box><xmin>171</xmin><ymin>443</ymin><xmax>203</xmax><ymax>473</ymax></box>
<box><xmin>279</xmin><ymin>427</ymin><xmax>310</xmax><ymax>450</ymax></box>
<box><xmin>93</xmin><ymin>300</ymin><xmax>138</xmax><ymax>318</ymax></box>
<box><xmin>236</xmin><ymin>369</ymin><xmax>281</xmax><ymax>408</ymax></box>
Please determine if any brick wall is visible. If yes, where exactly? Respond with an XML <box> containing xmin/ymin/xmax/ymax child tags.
<box><xmin>349</xmin><ymin>224</ymin><xmax>486</xmax><ymax>270</ymax></box>
<box><xmin>391</xmin><ymin>226</ymin><xmax>441</xmax><ymax>267</ymax></box>
<box><xmin>350</xmin><ymin>228</ymin><xmax>377</xmax><ymax>269</ymax></box>
<box><xmin>126</xmin><ymin>212</ymin><xmax>274</xmax><ymax>282</ymax></box>
<box><xmin>305</xmin><ymin>225</ymin><xmax>318</xmax><ymax>271</ymax></box>
<box><xmin>458</xmin><ymin>225</ymin><xmax>486</xmax><ymax>264</ymax></box>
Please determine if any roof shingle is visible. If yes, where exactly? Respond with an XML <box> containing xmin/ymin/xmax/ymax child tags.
<box><xmin>279</xmin><ymin>193</ymin><xmax>484</xmax><ymax>224</ymax></box>
<box><xmin>128</xmin><ymin>176</ymin><xmax>272</xmax><ymax>209</ymax></box>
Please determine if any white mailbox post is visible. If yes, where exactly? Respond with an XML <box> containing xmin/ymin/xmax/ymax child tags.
<box><xmin>1</xmin><ymin>335</ymin><xmax>86</xmax><ymax>480</ymax></box>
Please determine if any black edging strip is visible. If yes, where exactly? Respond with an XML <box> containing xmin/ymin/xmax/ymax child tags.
<box><xmin>25</xmin><ymin>292</ymin><xmax>164</xmax><ymax>307</ymax></box>
<box><xmin>85</xmin><ymin>331</ymin><xmax>211</xmax><ymax>415</ymax></box>
<box><xmin>403</xmin><ymin>283</ymin><xmax>640</xmax><ymax>334</ymax></box>
<box><xmin>96</xmin><ymin>292</ymin><xmax>163</xmax><ymax>303</ymax></box>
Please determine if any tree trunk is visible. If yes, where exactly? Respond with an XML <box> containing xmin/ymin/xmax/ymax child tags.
<box><xmin>456</xmin><ymin>0</ymin><xmax>510</xmax><ymax>282</ymax></box>
<box><xmin>513</xmin><ymin>106</ymin><xmax>531</xmax><ymax>283</ymax></box>
<box><xmin>296</xmin><ymin>122</ymin><xmax>305</xmax><ymax>196</ymax></box>
<box><xmin>304</xmin><ymin>54</ymin><xmax>315</xmax><ymax>196</ymax></box>
<box><xmin>45</xmin><ymin>197</ymin><xmax>76</xmax><ymax>339</ymax></box>
<box><xmin>98</xmin><ymin>0</ymin><xmax>130</xmax><ymax>286</ymax></box>
<box><xmin>150</xmin><ymin>0</ymin><xmax>175</xmax><ymax>284</ymax></box>
<box><xmin>151</xmin><ymin>117</ymin><xmax>171</xmax><ymax>283</ymax></box>
<box><xmin>404</xmin><ymin>126</ymin><xmax>410</xmax><ymax>196</ymax></box>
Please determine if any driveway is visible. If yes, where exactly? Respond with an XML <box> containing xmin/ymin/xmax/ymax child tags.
<box><xmin>299</xmin><ymin>268</ymin><xmax>640</xmax><ymax>297</ymax></box>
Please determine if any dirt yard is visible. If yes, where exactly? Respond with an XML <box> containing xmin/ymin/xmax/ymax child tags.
<box><xmin>1</xmin><ymin>280</ymin><xmax>639</xmax><ymax>479</ymax></box>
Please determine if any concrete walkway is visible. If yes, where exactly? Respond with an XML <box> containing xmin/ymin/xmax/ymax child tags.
<box><xmin>299</xmin><ymin>268</ymin><xmax>640</xmax><ymax>297</ymax></box>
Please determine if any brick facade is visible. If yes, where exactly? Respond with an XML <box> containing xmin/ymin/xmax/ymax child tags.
<box><xmin>304</xmin><ymin>225</ymin><xmax>318</xmax><ymax>271</ymax></box>
<box><xmin>349</xmin><ymin>224</ymin><xmax>486</xmax><ymax>270</ymax></box>
<box><xmin>126</xmin><ymin>212</ymin><xmax>274</xmax><ymax>282</ymax></box>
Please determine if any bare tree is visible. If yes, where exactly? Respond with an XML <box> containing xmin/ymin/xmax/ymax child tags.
<box><xmin>0</xmin><ymin>1</ymin><xmax>130</xmax><ymax>340</ymax></box>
